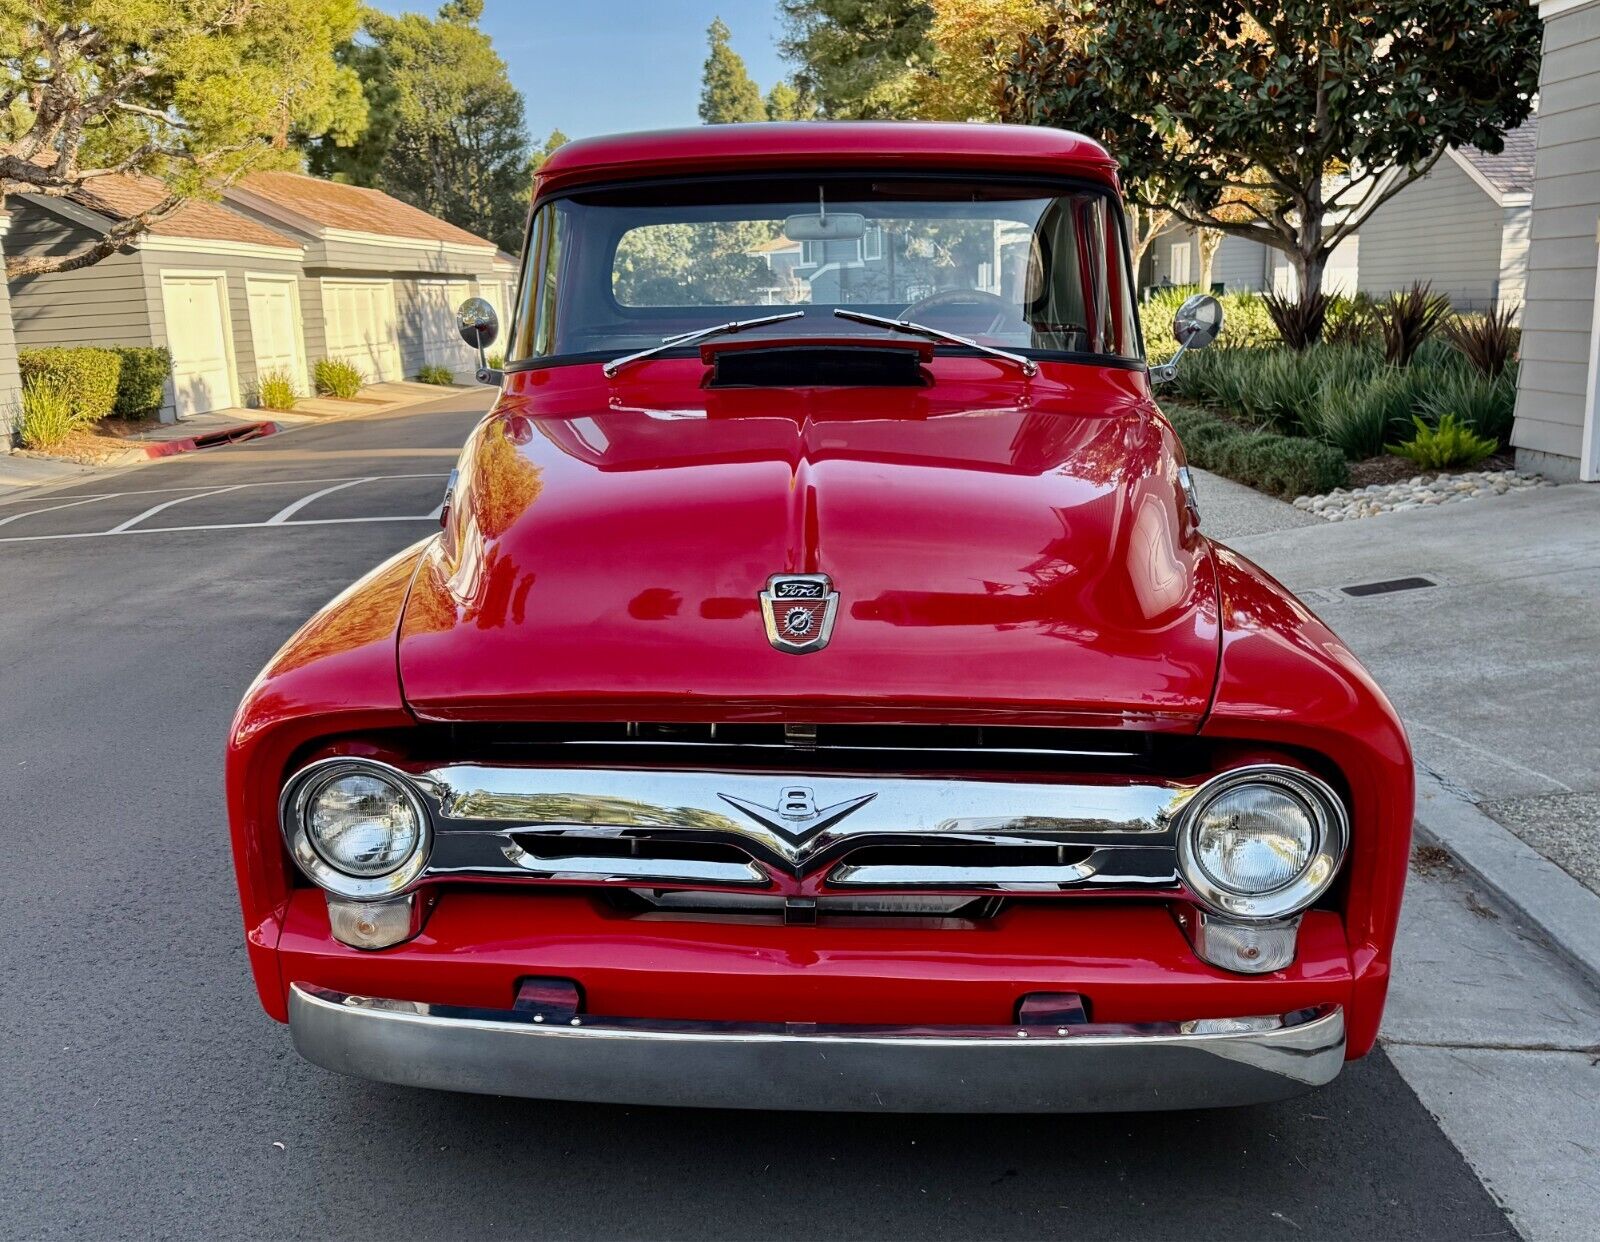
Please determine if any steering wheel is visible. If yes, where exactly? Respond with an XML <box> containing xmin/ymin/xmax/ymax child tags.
<box><xmin>898</xmin><ymin>289</ymin><xmax>1024</xmax><ymax>337</ymax></box>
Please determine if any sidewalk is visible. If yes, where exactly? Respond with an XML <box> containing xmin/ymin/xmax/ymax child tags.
<box><xmin>1197</xmin><ymin>467</ymin><xmax>1600</xmax><ymax>982</ymax></box>
<box><xmin>0</xmin><ymin>379</ymin><xmax>467</xmax><ymax>500</ymax></box>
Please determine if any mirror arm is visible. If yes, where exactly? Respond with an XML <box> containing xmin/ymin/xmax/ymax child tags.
<box><xmin>1149</xmin><ymin>339</ymin><xmax>1189</xmax><ymax>386</ymax></box>
<box><xmin>474</xmin><ymin>339</ymin><xmax>503</xmax><ymax>387</ymax></box>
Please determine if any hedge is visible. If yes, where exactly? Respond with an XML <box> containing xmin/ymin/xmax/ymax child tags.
<box><xmin>112</xmin><ymin>347</ymin><xmax>171</xmax><ymax>419</ymax></box>
<box><xmin>1164</xmin><ymin>402</ymin><xmax>1348</xmax><ymax>498</ymax></box>
<box><xmin>18</xmin><ymin>346</ymin><xmax>121</xmax><ymax>424</ymax></box>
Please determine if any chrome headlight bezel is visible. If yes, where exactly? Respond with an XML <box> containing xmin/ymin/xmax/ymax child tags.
<box><xmin>280</xmin><ymin>758</ymin><xmax>432</xmax><ymax>901</ymax></box>
<box><xmin>1175</xmin><ymin>765</ymin><xmax>1349</xmax><ymax>921</ymax></box>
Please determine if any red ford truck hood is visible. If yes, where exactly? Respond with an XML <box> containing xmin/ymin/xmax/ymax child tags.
<box><xmin>397</xmin><ymin>361</ymin><xmax>1220</xmax><ymax>727</ymax></box>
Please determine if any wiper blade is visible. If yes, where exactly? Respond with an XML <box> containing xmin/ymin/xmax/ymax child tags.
<box><xmin>603</xmin><ymin>311</ymin><xmax>807</xmax><ymax>378</ymax></box>
<box><xmin>832</xmin><ymin>308</ymin><xmax>1037</xmax><ymax>376</ymax></box>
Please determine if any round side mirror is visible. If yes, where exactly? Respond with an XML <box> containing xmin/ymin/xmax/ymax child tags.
<box><xmin>457</xmin><ymin>297</ymin><xmax>499</xmax><ymax>349</ymax></box>
<box><xmin>1173</xmin><ymin>293</ymin><xmax>1224</xmax><ymax>350</ymax></box>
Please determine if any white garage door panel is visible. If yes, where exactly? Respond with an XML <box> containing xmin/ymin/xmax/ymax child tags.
<box><xmin>416</xmin><ymin>278</ymin><xmax>475</xmax><ymax>375</ymax></box>
<box><xmin>323</xmin><ymin>280</ymin><xmax>401</xmax><ymax>383</ymax></box>
<box><xmin>246</xmin><ymin>278</ymin><xmax>306</xmax><ymax>391</ymax></box>
<box><xmin>479</xmin><ymin>280</ymin><xmax>511</xmax><ymax>347</ymax></box>
<box><xmin>162</xmin><ymin>275</ymin><xmax>235</xmax><ymax>419</ymax></box>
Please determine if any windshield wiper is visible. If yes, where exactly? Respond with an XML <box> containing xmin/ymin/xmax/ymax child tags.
<box><xmin>603</xmin><ymin>311</ymin><xmax>807</xmax><ymax>378</ymax></box>
<box><xmin>832</xmin><ymin>308</ymin><xmax>1037</xmax><ymax>376</ymax></box>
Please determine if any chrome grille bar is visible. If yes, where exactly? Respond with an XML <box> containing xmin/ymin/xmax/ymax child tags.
<box><xmin>407</xmin><ymin>764</ymin><xmax>1190</xmax><ymax>891</ymax></box>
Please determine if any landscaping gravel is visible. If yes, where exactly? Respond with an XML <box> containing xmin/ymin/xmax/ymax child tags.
<box><xmin>1292</xmin><ymin>469</ymin><xmax>1551</xmax><ymax>521</ymax></box>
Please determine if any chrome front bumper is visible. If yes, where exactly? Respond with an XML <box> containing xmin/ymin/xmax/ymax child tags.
<box><xmin>289</xmin><ymin>984</ymin><xmax>1345</xmax><ymax>1112</ymax></box>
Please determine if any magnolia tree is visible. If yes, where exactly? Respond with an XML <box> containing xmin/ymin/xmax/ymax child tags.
<box><xmin>1004</xmin><ymin>0</ymin><xmax>1541</xmax><ymax>337</ymax></box>
<box><xmin>0</xmin><ymin>0</ymin><xmax>365</xmax><ymax>278</ymax></box>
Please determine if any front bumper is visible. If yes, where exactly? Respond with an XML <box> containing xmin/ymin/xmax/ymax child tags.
<box><xmin>289</xmin><ymin>983</ymin><xmax>1345</xmax><ymax>1112</ymax></box>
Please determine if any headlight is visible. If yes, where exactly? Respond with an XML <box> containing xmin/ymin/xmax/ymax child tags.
<box><xmin>1176</xmin><ymin>766</ymin><xmax>1348</xmax><ymax>920</ymax></box>
<box><xmin>283</xmin><ymin>760</ymin><xmax>430</xmax><ymax>899</ymax></box>
<box><xmin>307</xmin><ymin>772</ymin><xmax>420</xmax><ymax>876</ymax></box>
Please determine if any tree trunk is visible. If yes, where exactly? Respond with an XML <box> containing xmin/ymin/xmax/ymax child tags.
<box><xmin>1196</xmin><ymin>228</ymin><xmax>1223</xmax><ymax>293</ymax></box>
<box><xmin>1126</xmin><ymin>204</ymin><xmax>1171</xmax><ymax>296</ymax></box>
<box><xmin>1274</xmin><ymin>247</ymin><xmax>1330</xmax><ymax>349</ymax></box>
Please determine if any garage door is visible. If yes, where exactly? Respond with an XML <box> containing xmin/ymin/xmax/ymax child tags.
<box><xmin>246</xmin><ymin>277</ymin><xmax>307</xmax><ymax>394</ymax></box>
<box><xmin>161</xmin><ymin>274</ymin><xmax>236</xmax><ymax>419</ymax></box>
<box><xmin>323</xmin><ymin>279</ymin><xmax>401</xmax><ymax>383</ymax></box>
<box><xmin>478</xmin><ymin>279</ymin><xmax>511</xmax><ymax>341</ymax></box>
<box><xmin>416</xmin><ymin>278</ymin><xmax>475</xmax><ymax>376</ymax></box>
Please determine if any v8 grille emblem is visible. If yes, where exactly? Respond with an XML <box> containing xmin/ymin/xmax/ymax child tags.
<box><xmin>718</xmin><ymin>785</ymin><xmax>876</xmax><ymax>844</ymax></box>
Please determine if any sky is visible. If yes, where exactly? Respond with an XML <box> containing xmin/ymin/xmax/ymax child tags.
<box><xmin>366</xmin><ymin>0</ymin><xmax>792</xmax><ymax>141</ymax></box>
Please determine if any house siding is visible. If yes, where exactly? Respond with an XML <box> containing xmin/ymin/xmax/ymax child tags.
<box><xmin>1512</xmin><ymin>1</ymin><xmax>1600</xmax><ymax>477</ymax></box>
<box><xmin>1212</xmin><ymin>233</ymin><xmax>1270</xmax><ymax>291</ymax></box>
<box><xmin>6</xmin><ymin>203</ymin><xmax>154</xmax><ymax>349</ymax></box>
<box><xmin>1357</xmin><ymin>157</ymin><xmax>1504</xmax><ymax>308</ymax></box>
<box><xmin>0</xmin><ymin>217</ymin><xmax>21</xmax><ymax>441</ymax></box>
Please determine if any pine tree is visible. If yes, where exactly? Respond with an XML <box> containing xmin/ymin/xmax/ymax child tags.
<box><xmin>698</xmin><ymin>18</ymin><xmax>766</xmax><ymax>124</ymax></box>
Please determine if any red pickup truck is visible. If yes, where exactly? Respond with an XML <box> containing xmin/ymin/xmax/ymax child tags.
<box><xmin>226</xmin><ymin>122</ymin><xmax>1412</xmax><ymax>1112</ymax></box>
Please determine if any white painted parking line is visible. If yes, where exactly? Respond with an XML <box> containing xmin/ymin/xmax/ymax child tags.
<box><xmin>0</xmin><ymin>513</ymin><xmax>438</xmax><ymax>544</ymax></box>
<box><xmin>109</xmin><ymin>485</ymin><xmax>246</xmax><ymax>533</ymax></box>
<box><xmin>0</xmin><ymin>471</ymin><xmax>449</xmax><ymax>509</ymax></box>
<box><xmin>266</xmin><ymin>477</ymin><xmax>376</xmax><ymax>525</ymax></box>
<box><xmin>0</xmin><ymin>495</ymin><xmax>114</xmax><ymax>528</ymax></box>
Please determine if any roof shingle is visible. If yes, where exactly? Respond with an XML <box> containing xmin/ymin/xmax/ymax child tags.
<box><xmin>236</xmin><ymin>171</ymin><xmax>495</xmax><ymax>249</ymax></box>
<box><xmin>1457</xmin><ymin>117</ymin><xmax>1538</xmax><ymax>196</ymax></box>
<box><xmin>70</xmin><ymin>172</ymin><xmax>301</xmax><ymax>250</ymax></box>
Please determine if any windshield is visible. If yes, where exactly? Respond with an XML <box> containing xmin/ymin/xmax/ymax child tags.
<box><xmin>507</xmin><ymin>176</ymin><xmax>1142</xmax><ymax>367</ymax></box>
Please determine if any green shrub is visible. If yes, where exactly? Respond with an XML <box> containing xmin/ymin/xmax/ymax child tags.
<box><xmin>1323</xmin><ymin>293</ymin><xmax>1381</xmax><ymax>346</ymax></box>
<box><xmin>111</xmin><ymin>347</ymin><xmax>170</xmax><ymax>419</ymax></box>
<box><xmin>1143</xmin><ymin>289</ymin><xmax>1280</xmax><ymax>359</ymax></box>
<box><xmin>18</xmin><ymin>347</ymin><xmax>121</xmax><ymax>424</ymax></box>
<box><xmin>1417</xmin><ymin>370</ymin><xmax>1517</xmax><ymax>446</ymax></box>
<box><xmin>1307</xmin><ymin>367</ymin><xmax>1433</xmax><ymax>459</ymax></box>
<box><xmin>487</xmin><ymin>351</ymin><xmax>506</xmax><ymax>370</ymax></box>
<box><xmin>1387</xmin><ymin>414</ymin><xmax>1498</xmax><ymax>469</ymax></box>
<box><xmin>1164</xmin><ymin>402</ymin><xmax>1348</xmax><ymax>497</ymax></box>
<box><xmin>256</xmin><ymin>370</ymin><xmax>299</xmax><ymax>412</ymax></box>
<box><xmin>15</xmin><ymin>379</ymin><xmax>77</xmax><ymax>449</ymax></box>
<box><xmin>416</xmin><ymin>363</ymin><xmax>454</xmax><ymax>386</ymax></box>
<box><xmin>314</xmin><ymin>358</ymin><xmax>364</xmax><ymax>398</ymax></box>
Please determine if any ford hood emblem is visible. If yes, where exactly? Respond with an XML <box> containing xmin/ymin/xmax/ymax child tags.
<box><xmin>760</xmin><ymin>573</ymin><xmax>839</xmax><ymax>654</ymax></box>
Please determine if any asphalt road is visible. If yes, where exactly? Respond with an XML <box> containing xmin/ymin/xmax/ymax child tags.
<box><xmin>0</xmin><ymin>390</ymin><xmax>1516</xmax><ymax>1240</ymax></box>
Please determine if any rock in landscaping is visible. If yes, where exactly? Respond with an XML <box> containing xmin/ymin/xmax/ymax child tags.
<box><xmin>1295</xmin><ymin>469</ymin><xmax>1549</xmax><ymax>522</ymax></box>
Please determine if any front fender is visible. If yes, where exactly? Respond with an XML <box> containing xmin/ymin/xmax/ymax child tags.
<box><xmin>225</xmin><ymin>540</ymin><xmax>430</xmax><ymax>1019</ymax></box>
<box><xmin>1202</xmin><ymin>545</ymin><xmax>1413</xmax><ymax>1058</ymax></box>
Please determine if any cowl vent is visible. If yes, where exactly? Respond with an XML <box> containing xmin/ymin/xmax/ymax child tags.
<box><xmin>709</xmin><ymin>343</ymin><xmax>927</xmax><ymax>388</ymax></box>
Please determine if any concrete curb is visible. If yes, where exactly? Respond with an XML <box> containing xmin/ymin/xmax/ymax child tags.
<box><xmin>140</xmin><ymin>419</ymin><xmax>279</xmax><ymax>458</ymax></box>
<box><xmin>1413</xmin><ymin>764</ymin><xmax>1600</xmax><ymax>991</ymax></box>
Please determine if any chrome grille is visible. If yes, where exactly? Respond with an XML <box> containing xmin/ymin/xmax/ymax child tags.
<box><xmin>408</xmin><ymin>763</ymin><xmax>1189</xmax><ymax>894</ymax></box>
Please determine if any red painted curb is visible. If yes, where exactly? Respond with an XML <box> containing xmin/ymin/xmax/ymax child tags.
<box><xmin>142</xmin><ymin>420</ymin><xmax>279</xmax><ymax>459</ymax></box>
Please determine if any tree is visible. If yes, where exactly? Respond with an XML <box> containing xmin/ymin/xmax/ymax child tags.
<box><xmin>915</xmin><ymin>0</ymin><xmax>1049</xmax><ymax>122</ymax></box>
<box><xmin>1004</xmin><ymin>1</ymin><xmax>1541</xmax><ymax>337</ymax></box>
<box><xmin>764</xmin><ymin>79</ymin><xmax>818</xmax><ymax>122</ymax></box>
<box><xmin>779</xmin><ymin>0</ymin><xmax>936</xmax><ymax>119</ymax></box>
<box><xmin>0</xmin><ymin>0</ymin><xmax>365</xmax><ymax>279</ymax></box>
<box><xmin>699</xmin><ymin>18</ymin><xmax>765</xmax><ymax>124</ymax></box>
<box><xmin>529</xmin><ymin>129</ymin><xmax>569</xmax><ymax>176</ymax></box>
<box><xmin>305</xmin><ymin>2</ymin><xmax>530</xmax><ymax>253</ymax></box>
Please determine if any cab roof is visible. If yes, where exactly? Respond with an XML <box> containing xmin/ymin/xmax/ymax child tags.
<box><xmin>535</xmin><ymin>122</ymin><xmax>1118</xmax><ymax>194</ymax></box>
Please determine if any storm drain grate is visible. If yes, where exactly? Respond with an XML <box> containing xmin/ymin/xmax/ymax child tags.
<box><xmin>1340</xmin><ymin>576</ymin><xmax>1437</xmax><ymax>598</ymax></box>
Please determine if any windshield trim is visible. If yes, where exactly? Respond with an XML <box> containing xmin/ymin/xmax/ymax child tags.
<box><xmin>504</xmin><ymin>169</ymin><xmax>1146</xmax><ymax>374</ymax></box>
